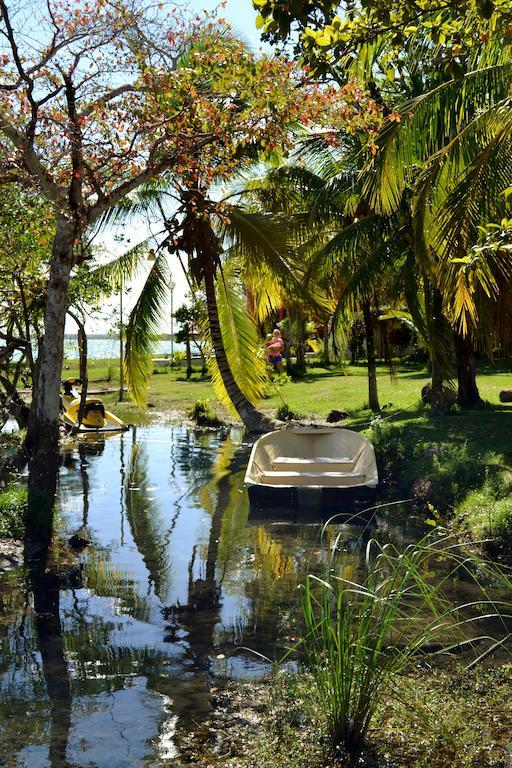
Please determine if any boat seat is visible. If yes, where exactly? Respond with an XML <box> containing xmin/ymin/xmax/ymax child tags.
<box><xmin>259</xmin><ymin>470</ymin><xmax>367</xmax><ymax>488</ymax></box>
<box><xmin>272</xmin><ymin>456</ymin><xmax>357</xmax><ymax>472</ymax></box>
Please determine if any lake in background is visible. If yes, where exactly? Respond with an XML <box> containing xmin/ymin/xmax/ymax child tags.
<box><xmin>64</xmin><ymin>336</ymin><xmax>186</xmax><ymax>360</ymax></box>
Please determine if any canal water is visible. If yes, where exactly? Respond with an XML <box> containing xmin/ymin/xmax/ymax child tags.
<box><xmin>0</xmin><ymin>426</ymin><xmax>509</xmax><ymax>767</ymax></box>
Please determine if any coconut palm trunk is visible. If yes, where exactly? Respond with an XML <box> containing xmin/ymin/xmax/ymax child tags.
<box><xmin>295</xmin><ymin>315</ymin><xmax>306</xmax><ymax>371</ymax></box>
<box><xmin>203</xmin><ymin>269</ymin><xmax>275</xmax><ymax>433</ymax></box>
<box><xmin>454</xmin><ymin>331</ymin><xmax>482</xmax><ymax>408</ymax></box>
<box><xmin>427</xmin><ymin>286</ymin><xmax>453</xmax><ymax>415</ymax></box>
<box><xmin>323</xmin><ymin>321</ymin><xmax>330</xmax><ymax>364</ymax></box>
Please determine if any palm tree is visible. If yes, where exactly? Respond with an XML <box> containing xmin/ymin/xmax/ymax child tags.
<box><xmin>362</xmin><ymin>51</ymin><xmax>512</xmax><ymax>406</ymax></box>
<box><xmin>249</xmin><ymin>150</ymin><xmax>446</xmax><ymax>413</ymax></box>
<box><xmin>96</xmin><ymin>175</ymin><xmax>308</xmax><ymax>431</ymax></box>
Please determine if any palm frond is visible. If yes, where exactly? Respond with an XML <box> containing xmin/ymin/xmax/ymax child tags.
<box><xmin>437</xmin><ymin>108</ymin><xmax>512</xmax><ymax>259</ymax></box>
<box><xmin>335</xmin><ymin>240</ymin><xmax>403</xmax><ymax>317</ymax></box>
<box><xmin>219</xmin><ymin>207</ymin><xmax>315</xmax><ymax>307</ymax></box>
<box><xmin>92</xmin><ymin>238</ymin><xmax>153</xmax><ymax>291</ymax></box>
<box><xmin>124</xmin><ymin>252</ymin><xmax>170</xmax><ymax>407</ymax></box>
<box><xmin>94</xmin><ymin>178</ymin><xmax>175</xmax><ymax>233</ymax></box>
<box><xmin>363</xmin><ymin>63</ymin><xmax>512</xmax><ymax>213</ymax></box>
<box><xmin>295</xmin><ymin>133</ymin><xmax>360</xmax><ymax>179</ymax></box>
<box><xmin>402</xmin><ymin>251</ymin><xmax>428</xmax><ymax>343</ymax></box>
<box><xmin>304</xmin><ymin>214</ymin><xmax>389</xmax><ymax>286</ymax></box>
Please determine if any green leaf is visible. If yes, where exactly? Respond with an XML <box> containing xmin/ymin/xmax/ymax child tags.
<box><xmin>124</xmin><ymin>252</ymin><xmax>170</xmax><ymax>408</ymax></box>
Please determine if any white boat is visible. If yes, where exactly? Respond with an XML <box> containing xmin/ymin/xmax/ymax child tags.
<box><xmin>245</xmin><ymin>427</ymin><xmax>378</xmax><ymax>505</ymax></box>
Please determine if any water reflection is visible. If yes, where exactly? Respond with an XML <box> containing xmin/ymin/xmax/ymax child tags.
<box><xmin>1</xmin><ymin>425</ymin><xmax>509</xmax><ymax>767</ymax></box>
<box><xmin>32</xmin><ymin>571</ymin><xmax>73</xmax><ymax>768</ymax></box>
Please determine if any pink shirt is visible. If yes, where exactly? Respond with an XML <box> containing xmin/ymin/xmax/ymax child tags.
<box><xmin>267</xmin><ymin>337</ymin><xmax>284</xmax><ymax>354</ymax></box>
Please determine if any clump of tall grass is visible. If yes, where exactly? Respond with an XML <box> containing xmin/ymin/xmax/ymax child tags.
<box><xmin>275</xmin><ymin>402</ymin><xmax>302</xmax><ymax>421</ymax></box>
<box><xmin>299</xmin><ymin>524</ymin><xmax>512</xmax><ymax>755</ymax></box>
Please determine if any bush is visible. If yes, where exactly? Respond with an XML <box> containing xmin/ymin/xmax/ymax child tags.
<box><xmin>172</xmin><ymin>350</ymin><xmax>186</xmax><ymax>368</ymax></box>
<box><xmin>371</xmin><ymin>420</ymin><xmax>408</xmax><ymax>492</ymax></box>
<box><xmin>187</xmin><ymin>399</ymin><xmax>223</xmax><ymax>427</ymax></box>
<box><xmin>372</xmin><ymin>421</ymin><xmax>489</xmax><ymax>510</ymax></box>
<box><xmin>456</xmin><ymin>471</ymin><xmax>512</xmax><ymax>550</ymax></box>
<box><xmin>276</xmin><ymin>403</ymin><xmax>302</xmax><ymax>421</ymax></box>
<box><xmin>0</xmin><ymin>485</ymin><xmax>27</xmax><ymax>540</ymax></box>
<box><xmin>429</xmin><ymin>442</ymin><xmax>488</xmax><ymax>510</ymax></box>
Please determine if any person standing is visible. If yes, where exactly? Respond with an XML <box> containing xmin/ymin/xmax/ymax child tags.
<box><xmin>266</xmin><ymin>328</ymin><xmax>284</xmax><ymax>373</ymax></box>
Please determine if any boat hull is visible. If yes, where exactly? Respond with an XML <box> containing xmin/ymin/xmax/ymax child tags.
<box><xmin>248</xmin><ymin>483</ymin><xmax>378</xmax><ymax>510</ymax></box>
<box><xmin>245</xmin><ymin>427</ymin><xmax>379</xmax><ymax>510</ymax></box>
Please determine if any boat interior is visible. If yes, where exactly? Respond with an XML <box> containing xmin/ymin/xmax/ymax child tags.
<box><xmin>246</xmin><ymin>428</ymin><xmax>378</xmax><ymax>489</ymax></box>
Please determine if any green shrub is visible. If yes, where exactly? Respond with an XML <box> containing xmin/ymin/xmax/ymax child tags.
<box><xmin>276</xmin><ymin>403</ymin><xmax>302</xmax><ymax>421</ymax></box>
<box><xmin>490</xmin><ymin>497</ymin><xmax>512</xmax><ymax>542</ymax></box>
<box><xmin>0</xmin><ymin>485</ymin><xmax>28</xmax><ymax>540</ymax></box>
<box><xmin>172</xmin><ymin>350</ymin><xmax>186</xmax><ymax>367</ymax></box>
<box><xmin>456</xmin><ymin>471</ymin><xmax>512</xmax><ymax>549</ymax></box>
<box><xmin>372</xmin><ymin>421</ymin><xmax>489</xmax><ymax>510</ymax></box>
<box><xmin>371</xmin><ymin>420</ymin><xmax>408</xmax><ymax>492</ymax></box>
<box><xmin>187</xmin><ymin>399</ymin><xmax>223</xmax><ymax>427</ymax></box>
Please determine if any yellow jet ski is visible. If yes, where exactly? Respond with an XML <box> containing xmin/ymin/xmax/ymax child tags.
<box><xmin>60</xmin><ymin>378</ymin><xmax>129</xmax><ymax>433</ymax></box>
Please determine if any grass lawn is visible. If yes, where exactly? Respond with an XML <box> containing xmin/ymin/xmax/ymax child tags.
<box><xmin>63</xmin><ymin>355</ymin><xmax>512</xmax><ymax>425</ymax></box>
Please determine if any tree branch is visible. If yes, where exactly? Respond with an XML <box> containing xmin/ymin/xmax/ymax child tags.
<box><xmin>78</xmin><ymin>84</ymin><xmax>141</xmax><ymax>119</ymax></box>
<box><xmin>0</xmin><ymin>116</ymin><xmax>66</xmax><ymax>204</ymax></box>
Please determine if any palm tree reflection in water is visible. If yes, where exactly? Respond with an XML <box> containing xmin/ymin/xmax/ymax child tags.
<box><xmin>163</xmin><ymin>435</ymin><xmax>243</xmax><ymax>671</ymax></box>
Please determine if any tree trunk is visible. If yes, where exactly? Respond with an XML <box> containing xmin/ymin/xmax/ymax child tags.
<box><xmin>68</xmin><ymin>311</ymin><xmax>88</xmax><ymax>428</ymax></box>
<box><xmin>284</xmin><ymin>337</ymin><xmax>292</xmax><ymax>372</ymax></box>
<box><xmin>427</xmin><ymin>287</ymin><xmax>452</xmax><ymax>416</ymax></box>
<box><xmin>204</xmin><ymin>269</ymin><xmax>276</xmax><ymax>433</ymax></box>
<box><xmin>0</xmin><ymin>369</ymin><xmax>30</xmax><ymax>429</ymax></box>
<box><xmin>200</xmin><ymin>350</ymin><xmax>207</xmax><ymax>376</ymax></box>
<box><xmin>77</xmin><ymin>318</ymin><xmax>88</xmax><ymax>427</ymax></box>
<box><xmin>296</xmin><ymin>316</ymin><xmax>306</xmax><ymax>371</ymax></box>
<box><xmin>31</xmin><ymin>567</ymin><xmax>72</xmax><ymax>767</ymax></box>
<box><xmin>185</xmin><ymin>323</ymin><xmax>192</xmax><ymax>380</ymax></box>
<box><xmin>323</xmin><ymin>321</ymin><xmax>330</xmax><ymax>364</ymax></box>
<box><xmin>362</xmin><ymin>300</ymin><xmax>380</xmax><ymax>412</ymax></box>
<box><xmin>26</xmin><ymin>218</ymin><xmax>74</xmax><ymax>530</ymax></box>
<box><xmin>455</xmin><ymin>331</ymin><xmax>482</xmax><ymax>408</ymax></box>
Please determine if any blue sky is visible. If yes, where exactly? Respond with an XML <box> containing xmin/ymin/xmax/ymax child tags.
<box><xmin>191</xmin><ymin>0</ymin><xmax>263</xmax><ymax>49</ymax></box>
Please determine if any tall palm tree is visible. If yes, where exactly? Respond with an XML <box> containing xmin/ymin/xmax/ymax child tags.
<box><xmin>362</xmin><ymin>51</ymin><xmax>512</xmax><ymax>406</ymax></box>
<box><xmin>250</xmin><ymin>147</ymin><xmax>451</xmax><ymax>413</ymax></box>
<box><xmin>97</xmin><ymin>176</ymin><xmax>307</xmax><ymax>431</ymax></box>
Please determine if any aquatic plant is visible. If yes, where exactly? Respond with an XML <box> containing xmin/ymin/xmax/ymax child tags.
<box><xmin>299</xmin><ymin>528</ymin><xmax>512</xmax><ymax>754</ymax></box>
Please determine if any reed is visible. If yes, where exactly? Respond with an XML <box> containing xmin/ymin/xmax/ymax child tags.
<box><xmin>299</xmin><ymin>525</ymin><xmax>512</xmax><ymax>754</ymax></box>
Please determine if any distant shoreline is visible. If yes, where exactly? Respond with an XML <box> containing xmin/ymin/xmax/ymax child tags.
<box><xmin>64</xmin><ymin>333</ymin><xmax>174</xmax><ymax>340</ymax></box>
